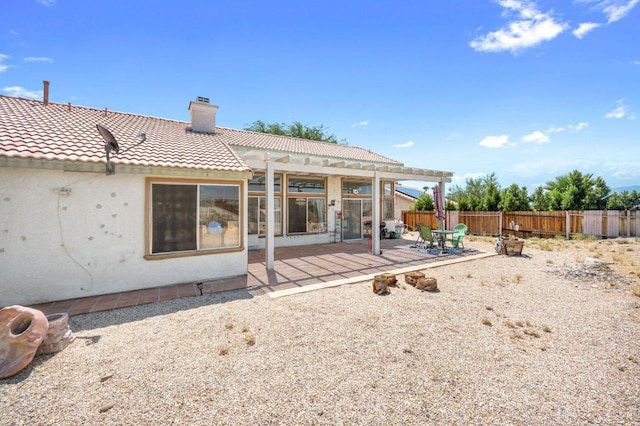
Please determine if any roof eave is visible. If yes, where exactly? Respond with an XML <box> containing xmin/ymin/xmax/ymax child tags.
<box><xmin>0</xmin><ymin>157</ymin><xmax>253</xmax><ymax>180</ymax></box>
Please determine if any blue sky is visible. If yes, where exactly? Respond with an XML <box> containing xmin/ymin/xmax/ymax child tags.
<box><xmin>2</xmin><ymin>0</ymin><xmax>638</xmax><ymax>192</ymax></box>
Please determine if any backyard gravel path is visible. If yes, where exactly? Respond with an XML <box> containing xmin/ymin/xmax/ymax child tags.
<box><xmin>2</xmin><ymin>237</ymin><xmax>639</xmax><ymax>425</ymax></box>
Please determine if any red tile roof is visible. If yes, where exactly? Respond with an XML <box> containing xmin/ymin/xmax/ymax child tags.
<box><xmin>0</xmin><ymin>95</ymin><xmax>402</xmax><ymax>173</ymax></box>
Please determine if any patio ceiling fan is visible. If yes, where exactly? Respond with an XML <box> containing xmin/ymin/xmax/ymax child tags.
<box><xmin>96</xmin><ymin>124</ymin><xmax>146</xmax><ymax>175</ymax></box>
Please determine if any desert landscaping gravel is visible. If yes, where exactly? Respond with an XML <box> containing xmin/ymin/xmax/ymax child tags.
<box><xmin>1</xmin><ymin>237</ymin><xmax>639</xmax><ymax>425</ymax></box>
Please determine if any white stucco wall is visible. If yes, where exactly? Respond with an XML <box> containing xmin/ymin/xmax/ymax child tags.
<box><xmin>0</xmin><ymin>167</ymin><xmax>247</xmax><ymax>306</ymax></box>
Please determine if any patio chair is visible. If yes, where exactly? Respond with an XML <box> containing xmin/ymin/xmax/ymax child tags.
<box><xmin>449</xmin><ymin>223</ymin><xmax>468</xmax><ymax>249</ymax></box>
<box><xmin>417</xmin><ymin>224</ymin><xmax>437</xmax><ymax>253</ymax></box>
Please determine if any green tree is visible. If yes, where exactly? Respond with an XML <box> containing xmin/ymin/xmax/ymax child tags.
<box><xmin>244</xmin><ymin>120</ymin><xmax>344</xmax><ymax>144</ymax></box>
<box><xmin>545</xmin><ymin>170</ymin><xmax>611</xmax><ymax>210</ymax></box>
<box><xmin>498</xmin><ymin>184</ymin><xmax>530</xmax><ymax>211</ymax></box>
<box><xmin>607</xmin><ymin>190</ymin><xmax>640</xmax><ymax>210</ymax></box>
<box><xmin>448</xmin><ymin>173</ymin><xmax>501</xmax><ymax>211</ymax></box>
<box><xmin>409</xmin><ymin>193</ymin><xmax>435</xmax><ymax>211</ymax></box>
<box><xmin>530</xmin><ymin>186</ymin><xmax>551</xmax><ymax>211</ymax></box>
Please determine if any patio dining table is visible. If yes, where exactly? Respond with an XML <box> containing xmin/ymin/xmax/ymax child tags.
<box><xmin>431</xmin><ymin>229</ymin><xmax>456</xmax><ymax>253</ymax></box>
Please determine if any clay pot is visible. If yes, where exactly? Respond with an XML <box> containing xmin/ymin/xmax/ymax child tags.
<box><xmin>41</xmin><ymin>313</ymin><xmax>70</xmax><ymax>346</ymax></box>
<box><xmin>36</xmin><ymin>312</ymin><xmax>75</xmax><ymax>355</ymax></box>
<box><xmin>0</xmin><ymin>305</ymin><xmax>49</xmax><ymax>379</ymax></box>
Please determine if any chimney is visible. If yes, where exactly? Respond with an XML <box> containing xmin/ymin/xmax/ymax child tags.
<box><xmin>188</xmin><ymin>96</ymin><xmax>218</xmax><ymax>134</ymax></box>
<box><xmin>43</xmin><ymin>80</ymin><xmax>50</xmax><ymax>106</ymax></box>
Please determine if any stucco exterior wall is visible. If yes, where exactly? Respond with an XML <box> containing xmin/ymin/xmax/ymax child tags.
<box><xmin>252</xmin><ymin>175</ymin><xmax>341</xmax><ymax>249</ymax></box>
<box><xmin>0</xmin><ymin>168</ymin><xmax>247</xmax><ymax>306</ymax></box>
<box><xmin>395</xmin><ymin>193</ymin><xmax>415</xmax><ymax>220</ymax></box>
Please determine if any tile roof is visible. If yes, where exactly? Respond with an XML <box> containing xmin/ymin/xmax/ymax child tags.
<box><xmin>220</xmin><ymin>127</ymin><xmax>402</xmax><ymax>165</ymax></box>
<box><xmin>0</xmin><ymin>95</ymin><xmax>403</xmax><ymax>174</ymax></box>
<box><xmin>0</xmin><ymin>95</ymin><xmax>250</xmax><ymax>173</ymax></box>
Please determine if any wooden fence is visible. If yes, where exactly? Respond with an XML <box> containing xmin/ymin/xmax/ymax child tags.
<box><xmin>401</xmin><ymin>210</ymin><xmax>640</xmax><ymax>239</ymax></box>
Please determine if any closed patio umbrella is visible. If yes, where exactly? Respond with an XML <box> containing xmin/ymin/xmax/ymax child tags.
<box><xmin>433</xmin><ymin>185</ymin><xmax>445</xmax><ymax>227</ymax></box>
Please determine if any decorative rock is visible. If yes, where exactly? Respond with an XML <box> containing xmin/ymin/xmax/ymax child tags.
<box><xmin>99</xmin><ymin>402</ymin><xmax>115</xmax><ymax>413</ymax></box>
<box><xmin>100</xmin><ymin>373</ymin><xmax>114</xmax><ymax>382</ymax></box>
<box><xmin>380</xmin><ymin>273</ymin><xmax>398</xmax><ymax>287</ymax></box>
<box><xmin>404</xmin><ymin>271</ymin><xmax>425</xmax><ymax>286</ymax></box>
<box><xmin>372</xmin><ymin>275</ymin><xmax>390</xmax><ymax>295</ymax></box>
<box><xmin>584</xmin><ymin>257</ymin><xmax>611</xmax><ymax>266</ymax></box>
<box><xmin>0</xmin><ymin>305</ymin><xmax>49</xmax><ymax>379</ymax></box>
<box><xmin>415</xmin><ymin>277</ymin><xmax>438</xmax><ymax>292</ymax></box>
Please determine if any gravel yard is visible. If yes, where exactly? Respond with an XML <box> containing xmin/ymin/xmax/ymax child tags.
<box><xmin>2</xmin><ymin>237</ymin><xmax>639</xmax><ymax>425</ymax></box>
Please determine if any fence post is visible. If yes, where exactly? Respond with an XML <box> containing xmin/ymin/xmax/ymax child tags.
<box><xmin>499</xmin><ymin>212</ymin><xmax>503</xmax><ymax>237</ymax></box>
<box><xmin>628</xmin><ymin>210</ymin><xmax>631</xmax><ymax>238</ymax></box>
<box><xmin>566</xmin><ymin>211</ymin><xmax>570</xmax><ymax>240</ymax></box>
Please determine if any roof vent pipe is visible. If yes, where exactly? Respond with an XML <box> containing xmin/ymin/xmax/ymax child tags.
<box><xmin>43</xmin><ymin>80</ymin><xmax>50</xmax><ymax>106</ymax></box>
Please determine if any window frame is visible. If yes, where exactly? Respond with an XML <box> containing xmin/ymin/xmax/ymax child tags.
<box><xmin>286</xmin><ymin>175</ymin><xmax>327</xmax><ymax>234</ymax></box>
<box><xmin>145</xmin><ymin>177</ymin><xmax>244</xmax><ymax>260</ymax></box>
<box><xmin>248</xmin><ymin>173</ymin><xmax>283</xmax><ymax>237</ymax></box>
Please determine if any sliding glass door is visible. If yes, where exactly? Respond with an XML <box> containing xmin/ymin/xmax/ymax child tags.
<box><xmin>342</xmin><ymin>199</ymin><xmax>372</xmax><ymax>240</ymax></box>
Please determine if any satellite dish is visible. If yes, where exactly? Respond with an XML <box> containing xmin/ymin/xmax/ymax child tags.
<box><xmin>96</xmin><ymin>124</ymin><xmax>119</xmax><ymax>154</ymax></box>
<box><xmin>96</xmin><ymin>124</ymin><xmax>146</xmax><ymax>176</ymax></box>
<box><xmin>96</xmin><ymin>124</ymin><xmax>119</xmax><ymax>175</ymax></box>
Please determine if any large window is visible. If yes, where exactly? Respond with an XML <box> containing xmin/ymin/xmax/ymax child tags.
<box><xmin>288</xmin><ymin>197</ymin><xmax>326</xmax><ymax>233</ymax></box>
<box><xmin>287</xmin><ymin>176</ymin><xmax>326</xmax><ymax>233</ymax></box>
<box><xmin>342</xmin><ymin>180</ymin><xmax>372</xmax><ymax>196</ymax></box>
<box><xmin>248</xmin><ymin>196</ymin><xmax>282</xmax><ymax>235</ymax></box>
<box><xmin>288</xmin><ymin>177</ymin><xmax>325</xmax><ymax>193</ymax></box>
<box><xmin>248</xmin><ymin>173</ymin><xmax>282</xmax><ymax>236</ymax></box>
<box><xmin>382</xmin><ymin>181</ymin><xmax>394</xmax><ymax>219</ymax></box>
<box><xmin>150</xmin><ymin>181</ymin><xmax>241</xmax><ymax>255</ymax></box>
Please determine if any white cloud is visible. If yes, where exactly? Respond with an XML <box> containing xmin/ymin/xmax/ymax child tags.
<box><xmin>568</xmin><ymin>122</ymin><xmax>589</xmax><ymax>131</ymax></box>
<box><xmin>394</xmin><ymin>140</ymin><xmax>415</xmax><ymax>148</ymax></box>
<box><xmin>605</xmin><ymin>99</ymin><xmax>636</xmax><ymax>119</ymax></box>
<box><xmin>479</xmin><ymin>135</ymin><xmax>514</xmax><ymax>148</ymax></box>
<box><xmin>603</xmin><ymin>161</ymin><xmax>640</xmax><ymax>179</ymax></box>
<box><xmin>602</xmin><ymin>0</ymin><xmax>639</xmax><ymax>23</ymax></box>
<box><xmin>470</xmin><ymin>0</ymin><xmax>568</xmax><ymax>53</ymax></box>
<box><xmin>2</xmin><ymin>86</ymin><xmax>43</xmax><ymax>99</ymax></box>
<box><xmin>23</xmin><ymin>56</ymin><xmax>54</xmax><ymax>63</ymax></box>
<box><xmin>451</xmin><ymin>172</ymin><xmax>486</xmax><ymax>186</ymax></box>
<box><xmin>634</xmin><ymin>60</ymin><xmax>640</xmax><ymax>65</ymax></box>
<box><xmin>573</xmin><ymin>22</ymin><xmax>601</xmax><ymax>38</ymax></box>
<box><xmin>605</xmin><ymin>106</ymin><xmax>625</xmax><ymax>119</ymax></box>
<box><xmin>577</xmin><ymin>0</ymin><xmax>639</xmax><ymax>23</ymax></box>
<box><xmin>37</xmin><ymin>0</ymin><xmax>56</xmax><ymax>5</ymax></box>
<box><xmin>546</xmin><ymin>122</ymin><xmax>588</xmax><ymax>133</ymax></box>
<box><xmin>522</xmin><ymin>130</ymin><xmax>550</xmax><ymax>144</ymax></box>
<box><xmin>0</xmin><ymin>54</ymin><xmax>9</xmax><ymax>72</ymax></box>
<box><xmin>512</xmin><ymin>158</ymin><xmax>597</xmax><ymax>176</ymax></box>
<box><xmin>351</xmin><ymin>120</ymin><xmax>368</xmax><ymax>128</ymax></box>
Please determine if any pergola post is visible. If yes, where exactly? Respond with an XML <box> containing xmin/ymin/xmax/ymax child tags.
<box><xmin>265</xmin><ymin>159</ymin><xmax>275</xmax><ymax>269</ymax></box>
<box><xmin>372</xmin><ymin>171</ymin><xmax>381</xmax><ymax>255</ymax></box>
